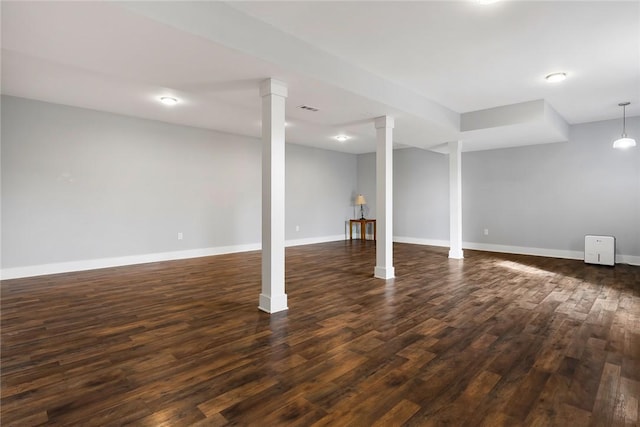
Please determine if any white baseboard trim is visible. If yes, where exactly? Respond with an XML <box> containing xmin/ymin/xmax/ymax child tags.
<box><xmin>394</xmin><ymin>238</ymin><xmax>640</xmax><ymax>267</ymax></box>
<box><xmin>0</xmin><ymin>243</ymin><xmax>262</xmax><ymax>280</ymax></box>
<box><xmin>3</xmin><ymin>236</ymin><xmax>636</xmax><ymax>280</ymax></box>
<box><xmin>1</xmin><ymin>235</ymin><xmax>347</xmax><ymax>280</ymax></box>
<box><xmin>462</xmin><ymin>242</ymin><xmax>585</xmax><ymax>261</ymax></box>
<box><xmin>393</xmin><ymin>236</ymin><xmax>450</xmax><ymax>247</ymax></box>
<box><xmin>616</xmin><ymin>254</ymin><xmax>640</xmax><ymax>266</ymax></box>
<box><xmin>463</xmin><ymin>242</ymin><xmax>640</xmax><ymax>266</ymax></box>
<box><xmin>285</xmin><ymin>235</ymin><xmax>346</xmax><ymax>248</ymax></box>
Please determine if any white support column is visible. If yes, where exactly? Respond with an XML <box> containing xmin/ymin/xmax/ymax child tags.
<box><xmin>448</xmin><ymin>141</ymin><xmax>464</xmax><ymax>259</ymax></box>
<box><xmin>259</xmin><ymin>78</ymin><xmax>288</xmax><ymax>313</ymax></box>
<box><xmin>374</xmin><ymin>116</ymin><xmax>395</xmax><ymax>279</ymax></box>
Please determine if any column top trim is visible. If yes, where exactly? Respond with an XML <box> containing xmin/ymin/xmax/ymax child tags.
<box><xmin>260</xmin><ymin>78</ymin><xmax>288</xmax><ymax>98</ymax></box>
<box><xmin>374</xmin><ymin>116</ymin><xmax>394</xmax><ymax>129</ymax></box>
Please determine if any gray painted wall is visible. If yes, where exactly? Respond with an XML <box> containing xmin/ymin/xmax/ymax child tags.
<box><xmin>3</xmin><ymin>95</ymin><xmax>638</xmax><ymax>271</ymax></box>
<box><xmin>394</xmin><ymin>148</ymin><xmax>449</xmax><ymax>241</ymax></box>
<box><xmin>356</xmin><ymin>117</ymin><xmax>639</xmax><ymax>258</ymax></box>
<box><xmin>463</xmin><ymin>117</ymin><xmax>640</xmax><ymax>257</ymax></box>
<box><xmin>285</xmin><ymin>143</ymin><xmax>356</xmax><ymax>240</ymax></box>
<box><xmin>1</xmin><ymin>96</ymin><xmax>357</xmax><ymax>269</ymax></box>
<box><xmin>356</xmin><ymin>151</ymin><xmax>376</xmax><ymax>220</ymax></box>
<box><xmin>357</xmin><ymin>147</ymin><xmax>450</xmax><ymax>241</ymax></box>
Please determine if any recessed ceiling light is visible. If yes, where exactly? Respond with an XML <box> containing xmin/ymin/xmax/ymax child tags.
<box><xmin>159</xmin><ymin>96</ymin><xmax>178</xmax><ymax>106</ymax></box>
<box><xmin>545</xmin><ymin>72</ymin><xmax>567</xmax><ymax>83</ymax></box>
<box><xmin>334</xmin><ymin>135</ymin><xmax>350</xmax><ymax>142</ymax></box>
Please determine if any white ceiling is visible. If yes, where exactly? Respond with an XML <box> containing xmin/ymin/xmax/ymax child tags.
<box><xmin>2</xmin><ymin>1</ymin><xmax>639</xmax><ymax>154</ymax></box>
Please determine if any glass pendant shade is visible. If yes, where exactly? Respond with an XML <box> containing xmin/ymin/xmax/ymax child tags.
<box><xmin>613</xmin><ymin>137</ymin><xmax>636</xmax><ymax>149</ymax></box>
<box><xmin>613</xmin><ymin>102</ymin><xmax>636</xmax><ymax>149</ymax></box>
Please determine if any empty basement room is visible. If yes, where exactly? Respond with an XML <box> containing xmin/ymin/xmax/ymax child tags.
<box><xmin>1</xmin><ymin>1</ymin><xmax>639</xmax><ymax>426</ymax></box>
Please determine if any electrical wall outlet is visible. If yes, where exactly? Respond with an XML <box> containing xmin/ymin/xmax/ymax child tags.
<box><xmin>484</xmin><ymin>228</ymin><xmax>489</xmax><ymax>236</ymax></box>
<box><xmin>295</xmin><ymin>225</ymin><xmax>300</xmax><ymax>232</ymax></box>
<box><xmin>177</xmin><ymin>232</ymin><xmax>183</xmax><ymax>240</ymax></box>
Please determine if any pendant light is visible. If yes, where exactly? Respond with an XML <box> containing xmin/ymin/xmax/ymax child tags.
<box><xmin>613</xmin><ymin>102</ymin><xmax>636</xmax><ymax>149</ymax></box>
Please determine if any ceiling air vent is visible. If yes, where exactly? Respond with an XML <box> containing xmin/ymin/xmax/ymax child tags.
<box><xmin>298</xmin><ymin>105</ymin><xmax>319</xmax><ymax>112</ymax></box>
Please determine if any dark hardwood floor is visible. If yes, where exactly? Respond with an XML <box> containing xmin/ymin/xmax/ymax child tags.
<box><xmin>1</xmin><ymin>242</ymin><xmax>639</xmax><ymax>426</ymax></box>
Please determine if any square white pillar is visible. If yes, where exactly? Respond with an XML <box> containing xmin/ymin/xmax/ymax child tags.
<box><xmin>374</xmin><ymin>116</ymin><xmax>395</xmax><ymax>279</ymax></box>
<box><xmin>259</xmin><ymin>79</ymin><xmax>288</xmax><ymax>313</ymax></box>
<box><xmin>448</xmin><ymin>141</ymin><xmax>464</xmax><ymax>259</ymax></box>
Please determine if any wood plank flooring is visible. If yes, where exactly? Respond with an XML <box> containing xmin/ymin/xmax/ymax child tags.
<box><xmin>1</xmin><ymin>242</ymin><xmax>639</xmax><ymax>426</ymax></box>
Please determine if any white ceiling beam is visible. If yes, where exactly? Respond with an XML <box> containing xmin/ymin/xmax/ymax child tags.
<box><xmin>118</xmin><ymin>2</ymin><xmax>459</xmax><ymax>133</ymax></box>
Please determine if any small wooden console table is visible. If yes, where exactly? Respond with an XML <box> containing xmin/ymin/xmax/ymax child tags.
<box><xmin>349</xmin><ymin>219</ymin><xmax>376</xmax><ymax>241</ymax></box>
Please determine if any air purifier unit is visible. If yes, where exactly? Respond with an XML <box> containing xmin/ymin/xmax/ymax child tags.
<box><xmin>584</xmin><ymin>235</ymin><xmax>615</xmax><ymax>266</ymax></box>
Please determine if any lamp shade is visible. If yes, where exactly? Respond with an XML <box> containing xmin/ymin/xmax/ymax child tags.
<box><xmin>355</xmin><ymin>194</ymin><xmax>366</xmax><ymax>205</ymax></box>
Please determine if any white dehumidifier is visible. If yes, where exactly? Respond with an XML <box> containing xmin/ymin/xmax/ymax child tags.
<box><xmin>584</xmin><ymin>235</ymin><xmax>615</xmax><ymax>266</ymax></box>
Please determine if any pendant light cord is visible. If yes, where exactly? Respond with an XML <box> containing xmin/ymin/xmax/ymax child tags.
<box><xmin>619</xmin><ymin>102</ymin><xmax>630</xmax><ymax>138</ymax></box>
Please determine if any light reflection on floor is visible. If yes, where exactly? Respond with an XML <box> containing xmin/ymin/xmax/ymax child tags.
<box><xmin>496</xmin><ymin>260</ymin><xmax>556</xmax><ymax>276</ymax></box>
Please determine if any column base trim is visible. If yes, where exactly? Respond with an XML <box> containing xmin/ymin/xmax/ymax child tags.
<box><xmin>374</xmin><ymin>266</ymin><xmax>395</xmax><ymax>280</ymax></box>
<box><xmin>258</xmin><ymin>293</ymin><xmax>288</xmax><ymax>314</ymax></box>
<box><xmin>448</xmin><ymin>249</ymin><xmax>464</xmax><ymax>259</ymax></box>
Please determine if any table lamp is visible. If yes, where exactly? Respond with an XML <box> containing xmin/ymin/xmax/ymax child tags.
<box><xmin>355</xmin><ymin>194</ymin><xmax>366</xmax><ymax>220</ymax></box>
